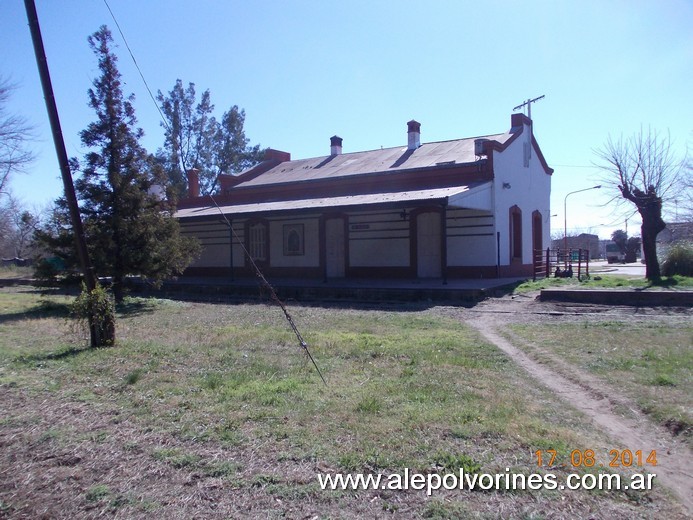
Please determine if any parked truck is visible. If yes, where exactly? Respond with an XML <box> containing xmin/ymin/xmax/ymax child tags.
<box><xmin>605</xmin><ymin>242</ymin><xmax>625</xmax><ymax>264</ymax></box>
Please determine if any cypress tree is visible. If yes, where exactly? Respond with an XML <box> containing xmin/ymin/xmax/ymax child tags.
<box><xmin>37</xmin><ymin>26</ymin><xmax>198</xmax><ymax>302</ymax></box>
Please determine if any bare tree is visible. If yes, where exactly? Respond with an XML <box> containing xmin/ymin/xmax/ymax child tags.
<box><xmin>0</xmin><ymin>77</ymin><xmax>34</xmax><ymax>193</ymax></box>
<box><xmin>0</xmin><ymin>201</ymin><xmax>11</xmax><ymax>258</ymax></box>
<box><xmin>594</xmin><ymin>128</ymin><xmax>685</xmax><ymax>280</ymax></box>
<box><xmin>0</xmin><ymin>194</ymin><xmax>41</xmax><ymax>260</ymax></box>
<box><xmin>679</xmin><ymin>160</ymin><xmax>693</xmax><ymax>222</ymax></box>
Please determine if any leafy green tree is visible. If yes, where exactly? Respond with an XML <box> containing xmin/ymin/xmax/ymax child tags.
<box><xmin>156</xmin><ymin>80</ymin><xmax>213</xmax><ymax>197</ymax></box>
<box><xmin>35</xmin><ymin>26</ymin><xmax>198</xmax><ymax>302</ymax></box>
<box><xmin>157</xmin><ymin>80</ymin><xmax>262</xmax><ymax>196</ymax></box>
<box><xmin>214</xmin><ymin>106</ymin><xmax>263</xmax><ymax>184</ymax></box>
<box><xmin>625</xmin><ymin>236</ymin><xmax>641</xmax><ymax>263</ymax></box>
<box><xmin>33</xmin><ymin>197</ymin><xmax>76</xmax><ymax>281</ymax></box>
<box><xmin>611</xmin><ymin>229</ymin><xmax>628</xmax><ymax>255</ymax></box>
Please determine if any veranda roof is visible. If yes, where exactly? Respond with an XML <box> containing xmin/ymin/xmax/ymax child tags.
<box><xmin>175</xmin><ymin>182</ymin><xmax>493</xmax><ymax>221</ymax></box>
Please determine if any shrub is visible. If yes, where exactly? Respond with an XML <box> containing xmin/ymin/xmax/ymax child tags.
<box><xmin>85</xmin><ymin>484</ymin><xmax>111</xmax><ymax>502</ymax></box>
<box><xmin>70</xmin><ymin>283</ymin><xmax>116</xmax><ymax>347</ymax></box>
<box><xmin>661</xmin><ymin>242</ymin><xmax>693</xmax><ymax>277</ymax></box>
<box><xmin>33</xmin><ymin>257</ymin><xmax>82</xmax><ymax>288</ymax></box>
<box><xmin>32</xmin><ymin>258</ymin><xmax>61</xmax><ymax>287</ymax></box>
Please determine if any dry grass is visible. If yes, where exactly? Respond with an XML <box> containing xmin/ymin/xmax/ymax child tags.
<box><xmin>0</xmin><ymin>285</ymin><xmax>687</xmax><ymax>519</ymax></box>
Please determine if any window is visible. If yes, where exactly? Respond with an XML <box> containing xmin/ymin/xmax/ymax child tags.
<box><xmin>249</xmin><ymin>222</ymin><xmax>267</xmax><ymax>261</ymax></box>
<box><xmin>532</xmin><ymin>210</ymin><xmax>543</xmax><ymax>252</ymax></box>
<box><xmin>283</xmin><ymin>224</ymin><xmax>304</xmax><ymax>256</ymax></box>
<box><xmin>510</xmin><ymin>206</ymin><xmax>522</xmax><ymax>261</ymax></box>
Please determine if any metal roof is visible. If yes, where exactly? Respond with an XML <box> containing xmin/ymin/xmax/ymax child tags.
<box><xmin>234</xmin><ymin>132</ymin><xmax>511</xmax><ymax>188</ymax></box>
<box><xmin>175</xmin><ymin>182</ymin><xmax>493</xmax><ymax>220</ymax></box>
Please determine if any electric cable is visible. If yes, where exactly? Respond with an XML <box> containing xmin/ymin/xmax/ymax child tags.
<box><xmin>100</xmin><ymin>1</ymin><xmax>327</xmax><ymax>386</ymax></box>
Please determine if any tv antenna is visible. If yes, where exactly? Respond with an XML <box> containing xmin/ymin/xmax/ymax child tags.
<box><xmin>513</xmin><ymin>95</ymin><xmax>545</xmax><ymax>162</ymax></box>
<box><xmin>513</xmin><ymin>94</ymin><xmax>545</xmax><ymax>121</ymax></box>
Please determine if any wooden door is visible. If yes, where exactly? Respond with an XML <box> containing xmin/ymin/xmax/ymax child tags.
<box><xmin>417</xmin><ymin>212</ymin><xmax>441</xmax><ymax>277</ymax></box>
<box><xmin>325</xmin><ymin>218</ymin><xmax>345</xmax><ymax>277</ymax></box>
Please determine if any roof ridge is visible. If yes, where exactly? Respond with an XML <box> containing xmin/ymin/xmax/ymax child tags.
<box><xmin>289</xmin><ymin>131</ymin><xmax>508</xmax><ymax>161</ymax></box>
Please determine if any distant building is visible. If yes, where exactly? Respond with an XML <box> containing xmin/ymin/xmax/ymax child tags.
<box><xmin>175</xmin><ymin>113</ymin><xmax>552</xmax><ymax>281</ymax></box>
<box><xmin>552</xmin><ymin>233</ymin><xmax>600</xmax><ymax>259</ymax></box>
<box><xmin>658</xmin><ymin>222</ymin><xmax>693</xmax><ymax>245</ymax></box>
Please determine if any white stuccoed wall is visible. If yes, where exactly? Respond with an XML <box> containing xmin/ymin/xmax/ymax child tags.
<box><xmin>491</xmin><ymin>121</ymin><xmax>551</xmax><ymax>267</ymax></box>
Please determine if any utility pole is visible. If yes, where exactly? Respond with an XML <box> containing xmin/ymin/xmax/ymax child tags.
<box><xmin>24</xmin><ymin>0</ymin><xmax>114</xmax><ymax>347</ymax></box>
<box><xmin>564</xmin><ymin>185</ymin><xmax>602</xmax><ymax>267</ymax></box>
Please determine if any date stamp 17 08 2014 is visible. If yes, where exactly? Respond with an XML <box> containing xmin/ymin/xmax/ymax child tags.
<box><xmin>535</xmin><ymin>449</ymin><xmax>658</xmax><ymax>469</ymax></box>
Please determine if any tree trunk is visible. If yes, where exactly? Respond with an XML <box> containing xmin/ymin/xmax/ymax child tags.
<box><xmin>112</xmin><ymin>274</ymin><xmax>124</xmax><ymax>304</ymax></box>
<box><xmin>640</xmin><ymin>222</ymin><xmax>661</xmax><ymax>281</ymax></box>
<box><xmin>89</xmin><ymin>304</ymin><xmax>116</xmax><ymax>348</ymax></box>
<box><xmin>627</xmin><ymin>187</ymin><xmax>666</xmax><ymax>282</ymax></box>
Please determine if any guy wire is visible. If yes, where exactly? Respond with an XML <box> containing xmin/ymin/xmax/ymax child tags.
<box><xmin>205</xmin><ymin>180</ymin><xmax>328</xmax><ymax>387</ymax></box>
<box><xmin>102</xmin><ymin>1</ymin><xmax>327</xmax><ymax>386</ymax></box>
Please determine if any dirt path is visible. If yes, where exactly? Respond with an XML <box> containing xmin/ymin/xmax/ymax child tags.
<box><xmin>460</xmin><ymin>295</ymin><xmax>693</xmax><ymax>512</ymax></box>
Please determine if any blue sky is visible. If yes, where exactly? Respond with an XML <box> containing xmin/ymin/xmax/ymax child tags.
<box><xmin>1</xmin><ymin>0</ymin><xmax>691</xmax><ymax>239</ymax></box>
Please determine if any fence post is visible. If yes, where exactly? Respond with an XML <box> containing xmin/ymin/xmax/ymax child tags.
<box><xmin>545</xmin><ymin>247</ymin><xmax>550</xmax><ymax>278</ymax></box>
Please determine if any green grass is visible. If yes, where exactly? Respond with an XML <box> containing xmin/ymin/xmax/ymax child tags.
<box><xmin>0</xmin><ymin>285</ymin><xmax>685</xmax><ymax>518</ymax></box>
<box><xmin>85</xmin><ymin>484</ymin><xmax>111</xmax><ymax>502</ymax></box>
<box><xmin>152</xmin><ymin>448</ymin><xmax>201</xmax><ymax>469</ymax></box>
<box><xmin>0</xmin><ymin>265</ymin><xmax>33</xmax><ymax>280</ymax></box>
<box><xmin>508</xmin><ymin>321</ymin><xmax>692</xmax><ymax>443</ymax></box>
<box><xmin>0</xmin><ymin>287</ymin><xmax>71</xmax><ymax>316</ymax></box>
<box><xmin>1</xmin><ymin>289</ymin><xmax>587</xmax><ymax>471</ymax></box>
<box><xmin>423</xmin><ymin>499</ymin><xmax>471</xmax><ymax>519</ymax></box>
<box><xmin>513</xmin><ymin>274</ymin><xmax>693</xmax><ymax>293</ymax></box>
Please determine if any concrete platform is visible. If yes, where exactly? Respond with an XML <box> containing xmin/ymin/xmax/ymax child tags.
<box><xmin>128</xmin><ymin>276</ymin><xmax>526</xmax><ymax>304</ymax></box>
<box><xmin>539</xmin><ymin>288</ymin><xmax>693</xmax><ymax>307</ymax></box>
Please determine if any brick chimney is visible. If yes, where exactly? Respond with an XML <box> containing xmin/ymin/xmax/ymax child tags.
<box><xmin>407</xmin><ymin>120</ymin><xmax>421</xmax><ymax>150</ymax></box>
<box><xmin>511</xmin><ymin>112</ymin><xmax>531</xmax><ymax>131</ymax></box>
<box><xmin>263</xmin><ymin>148</ymin><xmax>291</xmax><ymax>162</ymax></box>
<box><xmin>330</xmin><ymin>135</ymin><xmax>343</xmax><ymax>155</ymax></box>
<box><xmin>187</xmin><ymin>168</ymin><xmax>200</xmax><ymax>198</ymax></box>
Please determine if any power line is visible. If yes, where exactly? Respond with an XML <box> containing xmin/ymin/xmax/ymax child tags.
<box><xmin>600</xmin><ymin>210</ymin><xmax>639</xmax><ymax>228</ymax></box>
<box><xmin>100</xmin><ymin>0</ymin><xmax>326</xmax><ymax>386</ymax></box>
<box><xmin>552</xmin><ymin>164</ymin><xmax>595</xmax><ymax>169</ymax></box>
<box><xmin>102</xmin><ymin>0</ymin><xmax>170</xmax><ymax>133</ymax></box>
<box><xmin>207</xmin><ymin>193</ymin><xmax>327</xmax><ymax>386</ymax></box>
